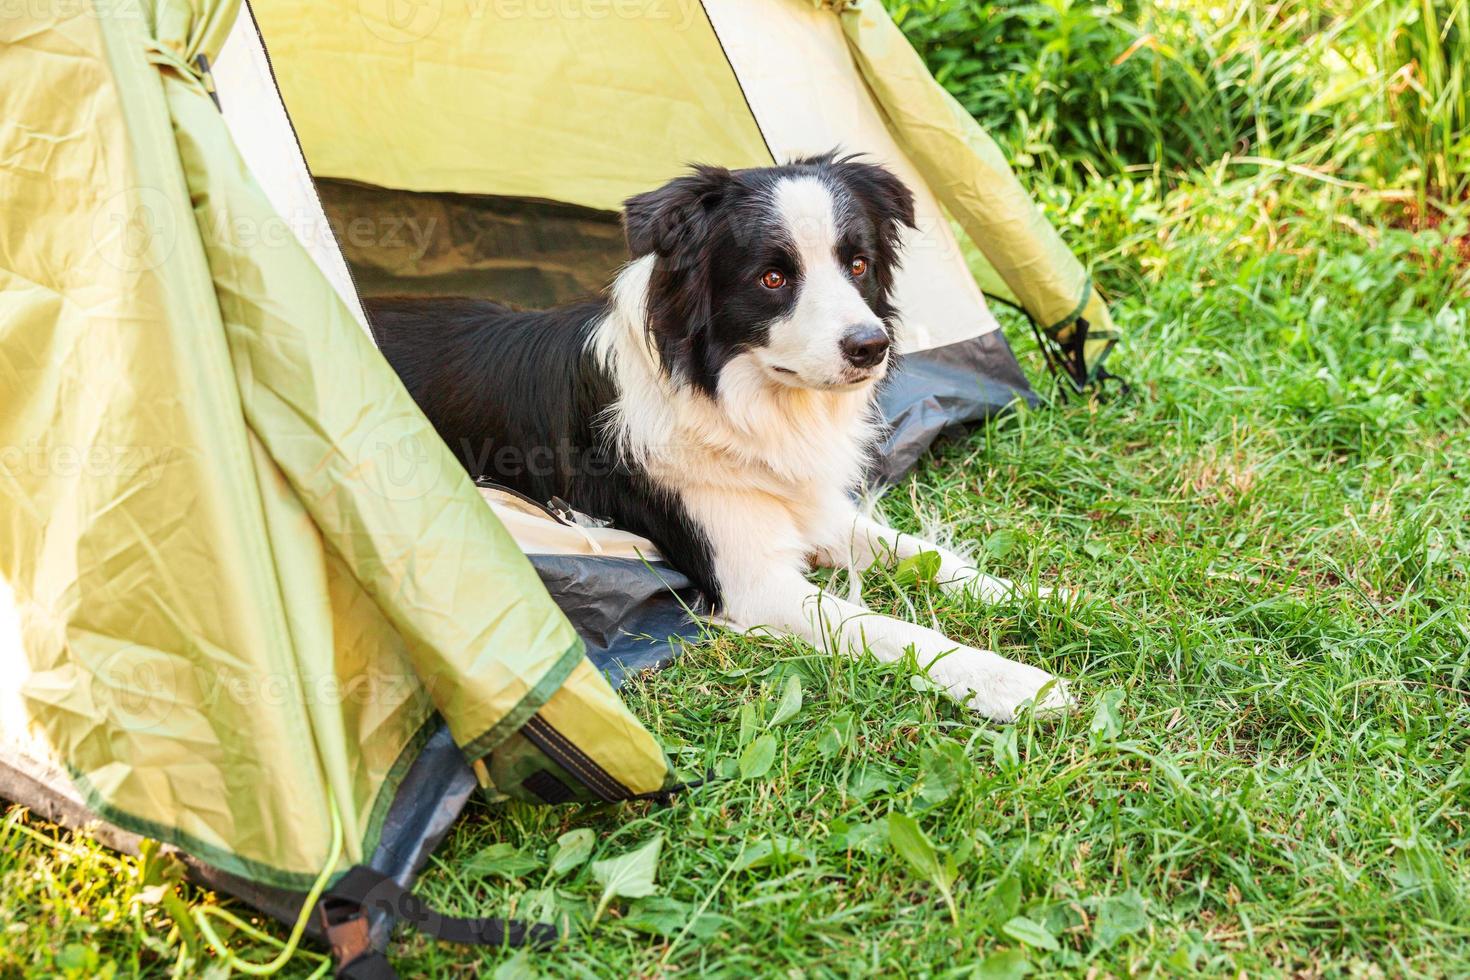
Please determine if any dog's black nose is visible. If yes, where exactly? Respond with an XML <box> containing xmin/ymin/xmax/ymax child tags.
<box><xmin>840</xmin><ymin>325</ymin><xmax>890</xmax><ymax>368</ymax></box>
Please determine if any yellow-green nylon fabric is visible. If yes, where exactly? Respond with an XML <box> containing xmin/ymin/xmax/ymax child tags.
<box><xmin>1</xmin><ymin>1</ymin><xmax>661</xmax><ymax>889</ymax></box>
<box><xmin>2</xmin><ymin>1</ymin><xmax>350</xmax><ymax>887</ymax></box>
<box><xmin>249</xmin><ymin>0</ymin><xmax>774</xmax><ymax>212</ymax></box>
<box><xmin>834</xmin><ymin>0</ymin><xmax>1118</xmax><ymax>366</ymax></box>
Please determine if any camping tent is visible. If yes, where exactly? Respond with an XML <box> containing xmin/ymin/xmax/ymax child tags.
<box><xmin>0</xmin><ymin>0</ymin><xmax>1115</xmax><ymax>971</ymax></box>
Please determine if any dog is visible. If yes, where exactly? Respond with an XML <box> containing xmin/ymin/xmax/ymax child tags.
<box><xmin>369</xmin><ymin>152</ymin><xmax>1072</xmax><ymax>721</ymax></box>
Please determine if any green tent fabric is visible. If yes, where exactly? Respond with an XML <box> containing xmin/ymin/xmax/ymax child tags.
<box><xmin>0</xmin><ymin>0</ymin><xmax>671</xmax><ymax>897</ymax></box>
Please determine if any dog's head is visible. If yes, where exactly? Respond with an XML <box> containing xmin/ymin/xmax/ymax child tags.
<box><xmin>622</xmin><ymin>152</ymin><xmax>916</xmax><ymax>396</ymax></box>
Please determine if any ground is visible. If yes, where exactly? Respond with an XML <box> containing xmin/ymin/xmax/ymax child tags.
<box><xmin>3</xmin><ymin>1</ymin><xmax>1468</xmax><ymax>976</ymax></box>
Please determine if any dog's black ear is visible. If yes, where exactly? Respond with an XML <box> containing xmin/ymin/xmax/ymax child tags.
<box><xmin>624</xmin><ymin>166</ymin><xmax>737</xmax><ymax>396</ymax></box>
<box><xmin>623</xmin><ymin>165</ymin><xmax>734</xmax><ymax>259</ymax></box>
<box><xmin>830</xmin><ymin>156</ymin><xmax>918</xmax><ymax>242</ymax></box>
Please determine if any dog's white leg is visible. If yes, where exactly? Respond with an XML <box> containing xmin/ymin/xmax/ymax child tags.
<box><xmin>817</xmin><ymin>508</ymin><xmax>1040</xmax><ymax>603</ymax></box>
<box><xmin>690</xmin><ymin>492</ymin><xmax>1070</xmax><ymax>720</ymax></box>
<box><xmin>724</xmin><ymin>567</ymin><xmax>1069</xmax><ymax>721</ymax></box>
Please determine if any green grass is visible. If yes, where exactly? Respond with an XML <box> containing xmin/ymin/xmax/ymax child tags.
<box><xmin>4</xmin><ymin>1</ymin><xmax>1469</xmax><ymax>976</ymax></box>
<box><xmin>890</xmin><ymin>0</ymin><xmax>1470</xmax><ymax>206</ymax></box>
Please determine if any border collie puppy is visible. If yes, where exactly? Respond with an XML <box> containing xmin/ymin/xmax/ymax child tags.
<box><xmin>370</xmin><ymin>152</ymin><xmax>1071</xmax><ymax>721</ymax></box>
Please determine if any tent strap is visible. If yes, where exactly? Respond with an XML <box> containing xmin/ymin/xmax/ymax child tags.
<box><xmin>320</xmin><ymin>866</ymin><xmax>557</xmax><ymax>978</ymax></box>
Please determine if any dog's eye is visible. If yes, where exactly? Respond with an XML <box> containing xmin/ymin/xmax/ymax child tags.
<box><xmin>760</xmin><ymin>270</ymin><xmax>787</xmax><ymax>290</ymax></box>
<box><xmin>850</xmin><ymin>256</ymin><xmax>869</xmax><ymax>278</ymax></box>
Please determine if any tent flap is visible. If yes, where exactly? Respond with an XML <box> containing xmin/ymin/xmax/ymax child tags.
<box><xmin>835</xmin><ymin>0</ymin><xmax>1118</xmax><ymax>379</ymax></box>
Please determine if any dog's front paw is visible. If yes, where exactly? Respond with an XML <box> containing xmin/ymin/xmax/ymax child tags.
<box><xmin>927</xmin><ymin>647</ymin><xmax>1075</xmax><ymax>722</ymax></box>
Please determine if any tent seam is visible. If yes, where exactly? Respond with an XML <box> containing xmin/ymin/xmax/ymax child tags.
<box><xmin>457</xmin><ymin>638</ymin><xmax>586</xmax><ymax>764</ymax></box>
<box><xmin>1042</xmin><ymin>275</ymin><xmax>1094</xmax><ymax>336</ymax></box>
<box><xmin>60</xmin><ymin>706</ymin><xmax>440</xmax><ymax>893</ymax></box>
<box><xmin>61</xmin><ymin>767</ymin><xmax>328</xmax><ymax>891</ymax></box>
<box><xmin>356</xmin><ymin>708</ymin><xmax>442</xmax><ymax>864</ymax></box>
<box><xmin>698</xmin><ymin>1</ymin><xmax>777</xmax><ymax>167</ymax></box>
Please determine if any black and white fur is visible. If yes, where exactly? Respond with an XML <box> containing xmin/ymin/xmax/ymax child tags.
<box><xmin>371</xmin><ymin>153</ymin><xmax>1071</xmax><ymax>721</ymax></box>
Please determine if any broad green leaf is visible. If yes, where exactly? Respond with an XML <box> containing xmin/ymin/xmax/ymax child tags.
<box><xmin>768</xmin><ymin>674</ymin><xmax>803</xmax><ymax>727</ymax></box>
<box><xmin>985</xmin><ymin>876</ymin><xmax>1022</xmax><ymax>923</ymax></box>
<box><xmin>1089</xmin><ymin>688</ymin><xmax>1126</xmax><ymax>746</ymax></box>
<box><xmin>910</xmin><ymin>673</ymin><xmax>944</xmax><ymax>695</ymax></box>
<box><xmin>623</xmin><ymin>897</ymin><xmax>723</xmax><ymax>940</ymax></box>
<box><xmin>465</xmin><ymin>842</ymin><xmax>542</xmax><ymax>879</ymax></box>
<box><xmin>519</xmin><ymin>887</ymin><xmax>559</xmax><ymax>924</ymax></box>
<box><xmin>846</xmin><ymin>765</ymin><xmax>896</xmax><ymax>800</ymax></box>
<box><xmin>592</xmin><ymin>836</ymin><xmax>662</xmax><ymax>899</ymax></box>
<box><xmin>621</xmin><ymin>896</ymin><xmax>690</xmax><ymax>937</ymax></box>
<box><xmin>816</xmin><ymin>711</ymin><xmax>856</xmax><ymax>759</ymax></box>
<box><xmin>976</xmin><ymin>948</ymin><xmax>1033</xmax><ymax>980</ymax></box>
<box><xmin>738</xmin><ymin>702</ymin><xmax>758</xmax><ymax>747</ymax></box>
<box><xmin>989</xmin><ymin>726</ymin><xmax>1020</xmax><ymax>772</ymax></box>
<box><xmin>888</xmin><ymin>812</ymin><xmax>941</xmax><ymax>877</ymax></box>
<box><xmin>56</xmin><ymin>945</ymin><xmax>95</xmax><ymax>972</ymax></box>
<box><xmin>739</xmin><ymin>733</ymin><xmax>778</xmax><ymax>779</ymax></box>
<box><xmin>1092</xmin><ymin>889</ymin><xmax>1148</xmax><ymax>950</ymax></box>
<box><xmin>547</xmin><ymin>828</ymin><xmax>595</xmax><ymax>877</ymax></box>
<box><xmin>590</xmin><ymin>835</ymin><xmax>662</xmax><ymax>924</ymax></box>
<box><xmin>917</xmin><ymin>740</ymin><xmax>969</xmax><ymax>806</ymax></box>
<box><xmin>1001</xmin><ymin>916</ymin><xmax>1059</xmax><ymax>951</ymax></box>
<box><xmin>828</xmin><ymin>818</ymin><xmax>888</xmax><ymax>854</ymax></box>
<box><xmin>894</xmin><ymin>550</ymin><xmax>942</xmax><ymax>587</ymax></box>
<box><xmin>887</xmin><ymin>812</ymin><xmax>958</xmax><ymax>923</ymax></box>
<box><xmin>983</xmin><ymin>529</ymin><xmax>1019</xmax><ymax>559</ymax></box>
<box><xmin>492</xmin><ymin>950</ymin><xmax>539</xmax><ymax>980</ymax></box>
<box><xmin>733</xmin><ymin>836</ymin><xmax>808</xmax><ymax>871</ymax></box>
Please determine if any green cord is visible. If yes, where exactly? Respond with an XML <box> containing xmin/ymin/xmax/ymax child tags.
<box><xmin>191</xmin><ymin>790</ymin><xmax>345</xmax><ymax>977</ymax></box>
